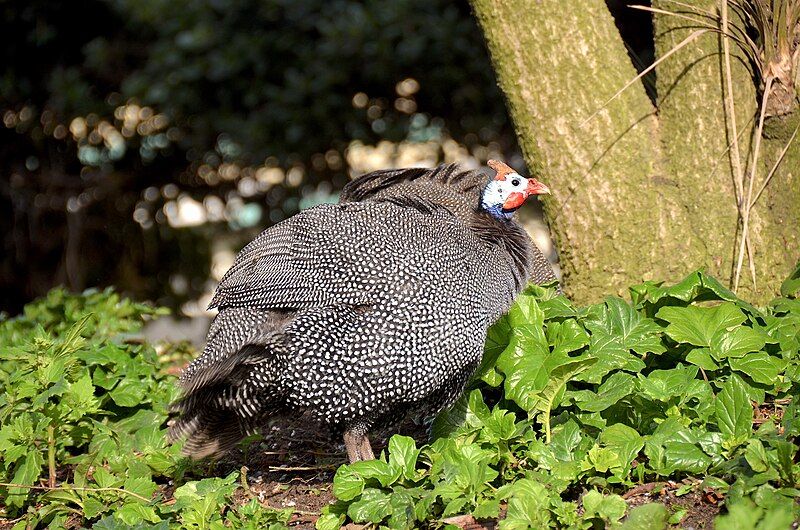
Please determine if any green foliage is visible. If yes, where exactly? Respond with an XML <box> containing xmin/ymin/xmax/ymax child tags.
<box><xmin>323</xmin><ymin>270</ymin><xmax>800</xmax><ymax>528</ymax></box>
<box><xmin>3</xmin><ymin>270</ymin><xmax>800</xmax><ymax>529</ymax></box>
<box><xmin>0</xmin><ymin>288</ymin><xmax>289</xmax><ymax>529</ymax></box>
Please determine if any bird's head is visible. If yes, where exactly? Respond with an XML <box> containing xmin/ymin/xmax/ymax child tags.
<box><xmin>480</xmin><ymin>160</ymin><xmax>550</xmax><ymax>220</ymax></box>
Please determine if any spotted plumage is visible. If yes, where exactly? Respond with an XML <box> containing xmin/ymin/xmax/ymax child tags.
<box><xmin>168</xmin><ymin>162</ymin><xmax>556</xmax><ymax>461</ymax></box>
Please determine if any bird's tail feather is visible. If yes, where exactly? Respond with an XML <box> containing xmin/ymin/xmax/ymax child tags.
<box><xmin>168</xmin><ymin>329</ymin><xmax>288</xmax><ymax>459</ymax></box>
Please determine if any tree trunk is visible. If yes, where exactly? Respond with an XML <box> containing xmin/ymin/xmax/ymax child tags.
<box><xmin>471</xmin><ymin>0</ymin><xmax>800</xmax><ymax>304</ymax></box>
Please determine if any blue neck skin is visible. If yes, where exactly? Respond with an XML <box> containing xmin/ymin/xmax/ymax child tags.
<box><xmin>483</xmin><ymin>204</ymin><xmax>516</xmax><ymax>221</ymax></box>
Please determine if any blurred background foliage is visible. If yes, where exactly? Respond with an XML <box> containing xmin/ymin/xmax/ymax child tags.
<box><xmin>0</xmin><ymin>0</ymin><xmax>648</xmax><ymax>317</ymax></box>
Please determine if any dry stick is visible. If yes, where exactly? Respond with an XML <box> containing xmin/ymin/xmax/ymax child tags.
<box><xmin>267</xmin><ymin>465</ymin><xmax>336</xmax><ymax>472</ymax></box>
<box><xmin>631</xmin><ymin>4</ymin><xmax>718</xmax><ymax>28</ymax></box>
<box><xmin>722</xmin><ymin>0</ymin><xmax>746</xmax><ymax>215</ymax></box>
<box><xmin>707</xmin><ymin>114</ymin><xmax>756</xmax><ymax>181</ymax></box>
<box><xmin>628</xmin><ymin>4</ymin><xmax>757</xmax><ymax>288</ymax></box>
<box><xmin>0</xmin><ymin>482</ymin><xmax>151</xmax><ymax>503</ymax></box>
<box><xmin>580</xmin><ymin>28</ymin><xmax>711</xmax><ymax>126</ymax></box>
<box><xmin>660</xmin><ymin>0</ymin><xmax>720</xmax><ymax>18</ymax></box>
<box><xmin>631</xmin><ymin>4</ymin><xmax>754</xmax><ymax>65</ymax></box>
<box><xmin>749</xmin><ymin>123</ymin><xmax>800</xmax><ymax>209</ymax></box>
<box><xmin>721</xmin><ymin>0</ymin><xmax>757</xmax><ymax>290</ymax></box>
<box><xmin>734</xmin><ymin>76</ymin><xmax>773</xmax><ymax>292</ymax></box>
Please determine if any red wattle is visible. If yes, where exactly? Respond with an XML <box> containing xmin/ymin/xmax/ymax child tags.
<box><xmin>502</xmin><ymin>192</ymin><xmax>526</xmax><ymax>211</ymax></box>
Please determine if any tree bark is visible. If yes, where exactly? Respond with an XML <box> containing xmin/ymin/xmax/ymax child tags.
<box><xmin>652</xmin><ymin>0</ymin><xmax>800</xmax><ymax>302</ymax></box>
<box><xmin>471</xmin><ymin>0</ymin><xmax>799</xmax><ymax>303</ymax></box>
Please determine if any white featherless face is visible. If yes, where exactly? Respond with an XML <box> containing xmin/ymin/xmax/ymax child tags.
<box><xmin>481</xmin><ymin>173</ymin><xmax>530</xmax><ymax>209</ymax></box>
<box><xmin>481</xmin><ymin>160</ymin><xmax>550</xmax><ymax>219</ymax></box>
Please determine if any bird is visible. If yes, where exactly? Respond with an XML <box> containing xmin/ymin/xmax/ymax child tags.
<box><xmin>168</xmin><ymin>160</ymin><xmax>556</xmax><ymax>463</ymax></box>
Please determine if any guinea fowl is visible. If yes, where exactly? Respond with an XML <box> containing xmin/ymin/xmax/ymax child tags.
<box><xmin>168</xmin><ymin>160</ymin><xmax>556</xmax><ymax>462</ymax></box>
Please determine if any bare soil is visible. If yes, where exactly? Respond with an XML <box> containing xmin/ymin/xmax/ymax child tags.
<box><xmin>623</xmin><ymin>481</ymin><xmax>721</xmax><ymax>529</ymax></box>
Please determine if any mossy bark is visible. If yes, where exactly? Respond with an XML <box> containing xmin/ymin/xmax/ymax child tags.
<box><xmin>653</xmin><ymin>0</ymin><xmax>800</xmax><ymax>302</ymax></box>
<box><xmin>471</xmin><ymin>0</ymin><xmax>799</xmax><ymax>303</ymax></box>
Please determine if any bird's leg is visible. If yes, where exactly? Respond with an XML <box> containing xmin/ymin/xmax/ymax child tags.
<box><xmin>359</xmin><ymin>435</ymin><xmax>375</xmax><ymax>461</ymax></box>
<box><xmin>343</xmin><ymin>426</ymin><xmax>374</xmax><ymax>462</ymax></box>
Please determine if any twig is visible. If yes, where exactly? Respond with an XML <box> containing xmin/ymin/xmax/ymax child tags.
<box><xmin>734</xmin><ymin>76</ymin><xmax>773</xmax><ymax>292</ymax></box>
<box><xmin>0</xmin><ymin>482</ymin><xmax>151</xmax><ymax>503</ymax></box>
<box><xmin>580</xmin><ymin>29</ymin><xmax>711</xmax><ymax>126</ymax></box>
<box><xmin>267</xmin><ymin>465</ymin><xmax>337</xmax><ymax>472</ymax></box>
<box><xmin>749</xmin><ymin>122</ymin><xmax>800</xmax><ymax>208</ymax></box>
<box><xmin>722</xmin><ymin>0</ymin><xmax>757</xmax><ymax>291</ymax></box>
<box><xmin>722</xmin><ymin>1</ymin><xmax>746</xmax><ymax>214</ymax></box>
<box><xmin>290</xmin><ymin>509</ymin><xmax>322</xmax><ymax>516</ymax></box>
<box><xmin>622</xmin><ymin>482</ymin><xmax>661</xmax><ymax>499</ymax></box>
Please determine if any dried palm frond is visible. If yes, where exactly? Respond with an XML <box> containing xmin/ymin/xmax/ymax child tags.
<box><xmin>729</xmin><ymin>0</ymin><xmax>800</xmax><ymax>116</ymax></box>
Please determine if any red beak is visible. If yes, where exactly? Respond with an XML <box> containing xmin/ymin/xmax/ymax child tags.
<box><xmin>526</xmin><ymin>179</ymin><xmax>550</xmax><ymax>196</ymax></box>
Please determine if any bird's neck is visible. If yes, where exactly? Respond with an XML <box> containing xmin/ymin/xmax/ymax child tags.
<box><xmin>469</xmin><ymin>209</ymin><xmax>532</xmax><ymax>293</ymax></box>
<box><xmin>482</xmin><ymin>204</ymin><xmax>515</xmax><ymax>220</ymax></box>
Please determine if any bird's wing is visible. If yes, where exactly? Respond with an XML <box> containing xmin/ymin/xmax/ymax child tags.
<box><xmin>340</xmin><ymin>165</ymin><xmax>487</xmax><ymax>224</ymax></box>
<box><xmin>208</xmin><ymin>201</ymin><xmax>467</xmax><ymax>311</ymax></box>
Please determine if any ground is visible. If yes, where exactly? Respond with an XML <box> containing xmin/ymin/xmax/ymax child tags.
<box><xmin>187</xmin><ymin>414</ymin><xmax>729</xmax><ymax>530</ymax></box>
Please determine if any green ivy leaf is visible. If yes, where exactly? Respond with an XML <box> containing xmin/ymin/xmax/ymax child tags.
<box><xmin>579</xmin><ymin>332</ymin><xmax>645</xmax><ymax>384</ymax></box>
<box><xmin>472</xmin><ymin>497</ymin><xmax>500</xmax><ymax>519</ymax></box>
<box><xmin>478</xmin><ymin>314</ymin><xmax>512</xmax><ymax>385</ymax></box>
<box><xmin>686</xmin><ymin>348</ymin><xmax>719</xmax><ymax>370</ymax></box>
<box><xmin>581</xmin><ymin>490</ymin><xmax>627</xmax><ymax>522</ymax></box>
<box><xmin>729</xmin><ymin>353</ymin><xmax>785</xmax><ymax>385</ymax></box>
<box><xmin>387</xmin><ymin>435</ymin><xmax>419</xmax><ymax>481</ymax></box>
<box><xmin>431</xmin><ymin>392</ymin><xmax>470</xmax><ymax>439</ymax></box>
<box><xmin>658</xmin><ymin>303</ymin><xmax>746</xmax><ymax>347</ymax></box>
<box><xmin>585</xmin><ymin>297</ymin><xmax>666</xmax><ymax>356</ymax></box>
<box><xmin>583</xmin><ymin>445</ymin><xmax>621</xmax><ymax>473</ymax></box>
<box><xmin>6</xmin><ymin>450</ymin><xmax>43</xmax><ymax>508</ymax></box>
<box><xmin>114</xmin><ymin>503</ymin><xmax>161</xmax><ymax>525</ymax></box>
<box><xmin>614</xmin><ymin>503</ymin><xmax>668</xmax><ymax>530</ymax></box>
<box><xmin>546</xmin><ymin>319</ymin><xmax>590</xmax><ymax>357</ymax></box>
<box><xmin>549</xmin><ymin>420</ymin><xmax>583</xmax><ymax>462</ymax></box>
<box><xmin>332</xmin><ymin>464</ymin><xmax>366</xmax><ymax>501</ymax></box>
<box><xmin>662</xmin><ymin>441</ymin><xmax>711</xmax><ymax>474</ymax></box>
<box><xmin>529</xmin><ymin>357</ymin><xmax>596</xmax><ymax>441</ymax></box>
<box><xmin>779</xmin><ymin>262</ymin><xmax>800</xmax><ymax>298</ymax></box>
<box><xmin>600</xmin><ymin>423</ymin><xmax>643</xmax><ymax>471</ymax></box>
<box><xmin>572</xmin><ymin>372</ymin><xmax>636</xmax><ymax>412</ymax></box>
<box><xmin>710</xmin><ymin>327</ymin><xmax>767</xmax><ymax>361</ymax></box>
<box><xmin>346</xmin><ymin>488</ymin><xmax>392</xmax><ymax>524</ymax></box>
<box><xmin>744</xmin><ymin>439</ymin><xmax>770</xmax><ymax>473</ymax></box>
<box><xmin>110</xmin><ymin>378</ymin><xmax>147</xmax><ymax>407</ymax></box>
<box><xmin>315</xmin><ymin>512</ymin><xmax>345</xmax><ymax>530</ymax></box>
<box><xmin>636</xmin><ymin>365</ymin><xmax>699</xmax><ymax>402</ymax></box>
<box><xmin>123</xmin><ymin>474</ymin><xmax>157</xmax><ymax>501</ymax></box>
<box><xmin>714</xmin><ymin>374</ymin><xmax>753</xmax><ymax>448</ymax></box>
<box><xmin>630</xmin><ymin>270</ymin><xmax>740</xmax><ymax>308</ymax></box>
<box><xmin>499</xmin><ymin>478</ymin><xmax>553</xmax><ymax>529</ymax></box>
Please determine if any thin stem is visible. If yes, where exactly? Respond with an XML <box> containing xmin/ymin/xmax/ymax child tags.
<box><xmin>734</xmin><ymin>76</ymin><xmax>773</xmax><ymax>292</ymax></box>
<box><xmin>631</xmin><ymin>4</ymin><xmax>718</xmax><ymax>28</ymax></box>
<box><xmin>267</xmin><ymin>465</ymin><xmax>337</xmax><ymax>472</ymax></box>
<box><xmin>749</xmin><ymin>122</ymin><xmax>800</xmax><ymax>209</ymax></box>
<box><xmin>47</xmin><ymin>424</ymin><xmax>56</xmax><ymax>489</ymax></box>
<box><xmin>707</xmin><ymin>114</ymin><xmax>755</xmax><ymax>181</ymax></box>
<box><xmin>240</xmin><ymin>466</ymin><xmax>253</xmax><ymax>499</ymax></box>
<box><xmin>0</xmin><ymin>482</ymin><xmax>152</xmax><ymax>503</ymax></box>
<box><xmin>722</xmin><ymin>0</ymin><xmax>757</xmax><ymax>291</ymax></box>
<box><xmin>581</xmin><ymin>29</ymin><xmax>711</xmax><ymax>126</ymax></box>
<box><xmin>722</xmin><ymin>0</ymin><xmax>746</xmax><ymax>208</ymax></box>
